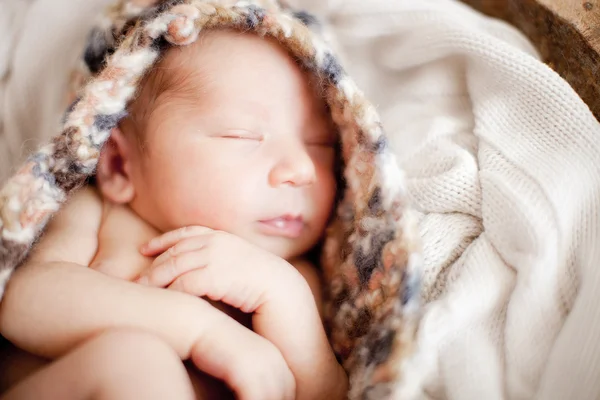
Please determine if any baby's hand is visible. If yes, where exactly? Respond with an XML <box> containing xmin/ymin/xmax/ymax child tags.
<box><xmin>138</xmin><ymin>226</ymin><xmax>347</xmax><ymax>400</ymax></box>
<box><xmin>136</xmin><ymin>226</ymin><xmax>308</xmax><ymax>312</ymax></box>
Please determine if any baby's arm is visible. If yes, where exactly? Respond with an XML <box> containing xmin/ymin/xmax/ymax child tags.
<box><xmin>269</xmin><ymin>258</ymin><xmax>348</xmax><ymax>400</ymax></box>
<box><xmin>0</xmin><ymin>189</ymin><xmax>294</xmax><ymax>399</ymax></box>
<box><xmin>0</xmin><ymin>188</ymin><xmax>202</xmax><ymax>358</ymax></box>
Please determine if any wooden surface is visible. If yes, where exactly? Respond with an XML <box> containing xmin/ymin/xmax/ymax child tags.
<box><xmin>459</xmin><ymin>0</ymin><xmax>600</xmax><ymax>120</ymax></box>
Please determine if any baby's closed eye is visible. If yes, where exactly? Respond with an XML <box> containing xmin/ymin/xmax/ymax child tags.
<box><xmin>216</xmin><ymin>129</ymin><xmax>264</xmax><ymax>141</ymax></box>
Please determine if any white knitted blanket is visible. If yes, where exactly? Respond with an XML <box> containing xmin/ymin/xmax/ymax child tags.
<box><xmin>3</xmin><ymin>0</ymin><xmax>600</xmax><ymax>398</ymax></box>
<box><xmin>322</xmin><ymin>1</ymin><xmax>600</xmax><ymax>398</ymax></box>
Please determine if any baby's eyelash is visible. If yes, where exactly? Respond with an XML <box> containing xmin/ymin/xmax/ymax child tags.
<box><xmin>220</xmin><ymin>130</ymin><xmax>264</xmax><ymax>141</ymax></box>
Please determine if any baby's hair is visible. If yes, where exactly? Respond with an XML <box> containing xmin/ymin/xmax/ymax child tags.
<box><xmin>123</xmin><ymin>30</ymin><xmax>232</xmax><ymax>142</ymax></box>
<box><xmin>122</xmin><ymin>48</ymin><xmax>206</xmax><ymax>149</ymax></box>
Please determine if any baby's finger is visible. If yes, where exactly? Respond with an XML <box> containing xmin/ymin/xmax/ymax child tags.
<box><xmin>168</xmin><ymin>269</ymin><xmax>222</xmax><ymax>302</ymax></box>
<box><xmin>168</xmin><ymin>269</ymin><xmax>263</xmax><ymax>313</ymax></box>
<box><xmin>137</xmin><ymin>250</ymin><xmax>209</xmax><ymax>287</ymax></box>
<box><xmin>151</xmin><ymin>236</ymin><xmax>207</xmax><ymax>267</ymax></box>
<box><xmin>140</xmin><ymin>226</ymin><xmax>214</xmax><ymax>256</ymax></box>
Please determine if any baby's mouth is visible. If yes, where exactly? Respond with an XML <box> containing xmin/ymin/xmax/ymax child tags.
<box><xmin>258</xmin><ymin>215</ymin><xmax>305</xmax><ymax>239</ymax></box>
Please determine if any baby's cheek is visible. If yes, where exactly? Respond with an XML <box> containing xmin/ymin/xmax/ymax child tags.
<box><xmin>172</xmin><ymin>191</ymin><xmax>241</xmax><ymax>231</ymax></box>
<box><xmin>314</xmin><ymin>174</ymin><xmax>336</xmax><ymax>207</ymax></box>
<box><xmin>166</xmin><ymin>162</ymin><xmax>262</xmax><ymax>229</ymax></box>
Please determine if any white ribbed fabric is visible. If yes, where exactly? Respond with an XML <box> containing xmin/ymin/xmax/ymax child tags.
<box><xmin>2</xmin><ymin>0</ymin><xmax>600</xmax><ymax>398</ymax></box>
<box><xmin>327</xmin><ymin>1</ymin><xmax>600</xmax><ymax>399</ymax></box>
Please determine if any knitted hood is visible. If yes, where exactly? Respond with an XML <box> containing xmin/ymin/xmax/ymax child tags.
<box><xmin>0</xmin><ymin>1</ymin><xmax>422</xmax><ymax>398</ymax></box>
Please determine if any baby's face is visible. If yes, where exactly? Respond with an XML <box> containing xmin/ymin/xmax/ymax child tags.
<box><xmin>123</xmin><ymin>30</ymin><xmax>337</xmax><ymax>260</ymax></box>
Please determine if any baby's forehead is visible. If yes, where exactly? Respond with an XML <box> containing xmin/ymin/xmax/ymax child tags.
<box><xmin>134</xmin><ymin>29</ymin><xmax>330</xmax><ymax>117</ymax></box>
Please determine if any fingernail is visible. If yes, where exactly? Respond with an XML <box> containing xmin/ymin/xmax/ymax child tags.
<box><xmin>141</xmin><ymin>241</ymin><xmax>155</xmax><ymax>252</ymax></box>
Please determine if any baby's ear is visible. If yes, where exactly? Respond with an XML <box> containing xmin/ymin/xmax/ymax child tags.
<box><xmin>96</xmin><ymin>127</ymin><xmax>136</xmax><ymax>204</ymax></box>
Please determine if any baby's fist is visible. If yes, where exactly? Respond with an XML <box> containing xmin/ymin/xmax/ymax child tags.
<box><xmin>137</xmin><ymin>226</ymin><xmax>307</xmax><ymax>313</ymax></box>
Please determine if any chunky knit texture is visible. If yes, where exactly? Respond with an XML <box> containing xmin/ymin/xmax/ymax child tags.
<box><xmin>0</xmin><ymin>1</ymin><xmax>422</xmax><ymax>398</ymax></box>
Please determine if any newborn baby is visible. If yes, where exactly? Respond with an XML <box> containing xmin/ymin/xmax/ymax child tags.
<box><xmin>0</xmin><ymin>28</ymin><xmax>347</xmax><ymax>400</ymax></box>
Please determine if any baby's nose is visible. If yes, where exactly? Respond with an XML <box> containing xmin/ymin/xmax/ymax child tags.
<box><xmin>269</xmin><ymin>148</ymin><xmax>316</xmax><ymax>187</ymax></box>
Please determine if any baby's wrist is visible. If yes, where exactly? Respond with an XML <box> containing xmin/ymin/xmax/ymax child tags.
<box><xmin>326</xmin><ymin>362</ymin><xmax>349</xmax><ymax>400</ymax></box>
<box><xmin>294</xmin><ymin>352</ymin><xmax>348</xmax><ymax>400</ymax></box>
<box><xmin>266</xmin><ymin>258</ymin><xmax>314</xmax><ymax>304</ymax></box>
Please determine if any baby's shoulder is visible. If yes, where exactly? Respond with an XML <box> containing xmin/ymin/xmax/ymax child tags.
<box><xmin>55</xmin><ymin>185</ymin><xmax>104</xmax><ymax>228</ymax></box>
<box><xmin>26</xmin><ymin>185</ymin><xmax>104</xmax><ymax>266</ymax></box>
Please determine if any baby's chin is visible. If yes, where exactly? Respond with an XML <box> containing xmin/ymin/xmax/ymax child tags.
<box><xmin>245</xmin><ymin>232</ymin><xmax>317</xmax><ymax>261</ymax></box>
<box><xmin>253</xmin><ymin>238</ymin><xmax>307</xmax><ymax>261</ymax></box>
